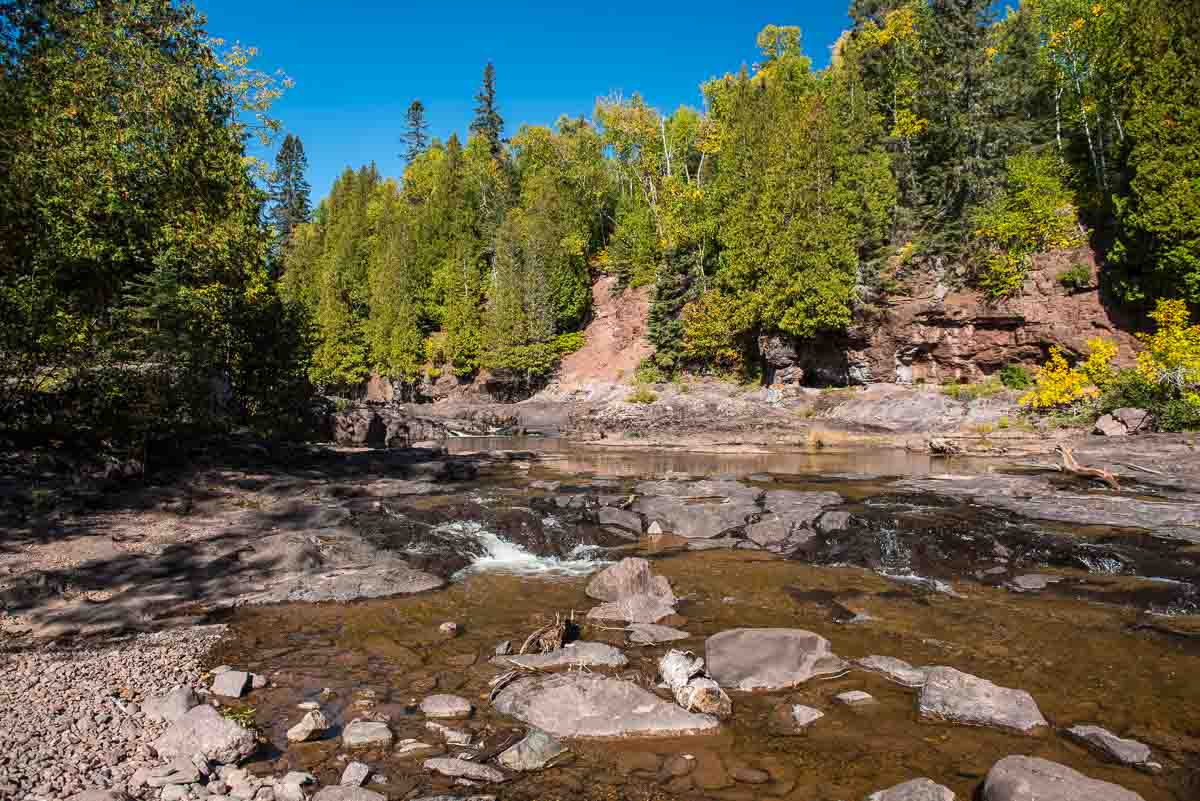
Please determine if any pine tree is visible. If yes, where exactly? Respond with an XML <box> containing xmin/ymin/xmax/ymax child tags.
<box><xmin>401</xmin><ymin>99</ymin><xmax>430</xmax><ymax>164</ymax></box>
<box><xmin>268</xmin><ymin>134</ymin><xmax>312</xmax><ymax>264</ymax></box>
<box><xmin>469</xmin><ymin>62</ymin><xmax>505</xmax><ymax>158</ymax></box>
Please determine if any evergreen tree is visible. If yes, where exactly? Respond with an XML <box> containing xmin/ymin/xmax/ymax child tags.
<box><xmin>470</xmin><ymin>62</ymin><xmax>505</xmax><ymax>158</ymax></box>
<box><xmin>268</xmin><ymin>133</ymin><xmax>312</xmax><ymax>265</ymax></box>
<box><xmin>401</xmin><ymin>99</ymin><xmax>429</xmax><ymax>164</ymax></box>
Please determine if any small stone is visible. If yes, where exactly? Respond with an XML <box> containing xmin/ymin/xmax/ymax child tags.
<box><xmin>732</xmin><ymin>767</ymin><xmax>770</xmax><ymax>784</ymax></box>
<box><xmin>1066</xmin><ymin>725</ymin><xmax>1155</xmax><ymax>768</ymax></box>
<box><xmin>160</xmin><ymin>786</ymin><xmax>189</xmax><ymax>801</ymax></box>
<box><xmin>835</xmin><ymin>690</ymin><xmax>876</xmax><ymax>706</ymax></box>
<box><xmin>419</xmin><ymin>694</ymin><xmax>473</xmax><ymax>719</ymax></box>
<box><xmin>152</xmin><ymin>705</ymin><xmax>257</xmax><ymax>764</ymax></box>
<box><xmin>866</xmin><ymin>778</ymin><xmax>956</xmax><ymax>801</ymax></box>
<box><xmin>423</xmin><ymin>758</ymin><xmax>507</xmax><ymax>783</ymax></box>
<box><xmin>341</xmin><ymin>762</ymin><xmax>370</xmax><ymax>787</ymax></box>
<box><xmin>494</xmin><ymin>640</ymin><xmax>512</xmax><ymax>656</ymax></box>
<box><xmin>497</xmin><ymin>729</ymin><xmax>566</xmax><ymax>771</ymax></box>
<box><xmin>251</xmin><ymin>673</ymin><xmax>268</xmax><ymax>689</ymax></box>
<box><xmin>425</xmin><ymin>721</ymin><xmax>472</xmax><ymax>746</ymax></box>
<box><xmin>438</xmin><ymin>622</ymin><xmax>460</xmax><ymax>636</ymax></box>
<box><xmin>312</xmin><ymin>788</ymin><xmax>386</xmax><ymax>801</ymax></box>
<box><xmin>856</xmin><ymin>655</ymin><xmax>928</xmax><ymax>687</ymax></box>
<box><xmin>662</xmin><ymin>754</ymin><xmax>695</xmax><ymax>777</ymax></box>
<box><xmin>627</xmin><ymin>623</ymin><xmax>690</xmax><ymax>645</ymax></box>
<box><xmin>770</xmin><ymin>703</ymin><xmax>824</xmax><ymax>735</ymax></box>
<box><xmin>211</xmin><ymin>671</ymin><xmax>251</xmax><ymax>699</ymax></box>
<box><xmin>286</xmin><ymin>709</ymin><xmax>329</xmax><ymax>743</ymax></box>
<box><xmin>647</xmin><ymin>521</ymin><xmax>664</xmax><ymax>535</ymax></box>
<box><xmin>342</xmin><ymin>720</ymin><xmax>394</xmax><ymax>749</ymax></box>
<box><xmin>143</xmin><ymin>687</ymin><xmax>199</xmax><ymax>723</ymax></box>
<box><xmin>395</xmin><ymin>739</ymin><xmax>441</xmax><ymax>759</ymax></box>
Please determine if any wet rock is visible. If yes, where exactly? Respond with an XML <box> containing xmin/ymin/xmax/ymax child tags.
<box><xmin>818</xmin><ymin>510</ymin><xmax>853</xmax><ymax>533</ymax></box>
<box><xmin>627</xmin><ymin>623</ymin><xmax>690</xmax><ymax>645</ymax></box>
<box><xmin>770</xmin><ymin>703</ymin><xmax>824</xmax><ymax>734</ymax></box>
<box><xmin>287</xmin><ymin>709</ymin><xmax>329</xmax><ymax>742</ymax></box>
<box><xmin>745</xmin><ymin>515</ymin><xmax>817</xmax><ymax>552</ymax></box>
<box><xmin>342</xmin><ymin>719</ymin><xmax>394</xmax><ymax>749</ymax></box>
<box><xmin>856</xmin><ymin>655</ymin><xmax>928</xmax><ymax>688</ymax></box>
<box><xmin>152</xmin><ymin>704</ymin><xmax>257</xmax><ymax>764</ymax></box>
<box><xmin>597</xmin><ymin>506</ymin><xmax>643</xmax><ymax>534</ymax></box>
<box><xmin>918</xmin><ymin>667</ymin><xmax>1047</xmax><ymax>734</ymax></box>
<box><xmin>1007</xmin><ymin>574</ymin><xmax>1062</xmax><ymax>593</ymax></box>
<box><xmin>616</xmin><ymin>751</ymin><xmax>662</xmax><ymax>775</ymax></box>
<box><xmin>1066</xmin><ymin>725</ymin><xmax>1157</xmax><ymax>770</ymax></box>
<box><xmin>732</xmin><ymin>767</ymin><xmax>770</xmax><ymax>784</ymax></box>
<box><xmin>420</xmin><ymin>694</ymin><xmax>473</xmax><ymax>719</ymax></box>
<box><xmin>495</xmin><ymin>640</ymin><xmax>512</xmax><ymax>656</ymax></box>
<box><xmin>412</xmin><ymin>797</ymin><xmax>496</xmax><ymax>801</ymax></box>
<box><xmin>212</xmin><ymin>669</ymin><xmax>251</xmax><ymax>698</ymax></box>
<box><xmin>395</xmin><ymin>739</ymin><xmax>441</xmax><ymax>760</ymax></box>
<box><xmin>423</xmin><ymin>758</ymin><xmax>507</xmax><ymax>783</ymax></box>
<box><xmin>659</xmin><ymin>650</ymin><xmax>732</xmax><ymax>719</ymax></box>
<box><xmin>341</xmin><ymin>761</ymin><xmax>370</xmax><ymax>787</ymax></box>
<box><xmin>425</xmin><ymin>720</ymin><xmax>473</xmax><ymax>746</ymax></box>
<box><xmin>647</xmin><ymin>521</ymin><xmax>664</xmax><ymax>535</ymax></box>
<box><xmin>497</xmin><ymin>729</ymin><xmax>567</xmax><ymax>771</ymax></box>
<box><xmin>438</xmin><ymin>621</ymin><xmax>460</xmax><ymax>636</ymax></box>
<box><xmin>706</xmin><ymin>628</ymin><xmax>848</xmax><ymax>691</ymax></box>
<box><xmin>492</xmin><ymin>674</ymin><xmax>720</xmax><ymax>738</ymax></box>
<box><xmin>586</xmin><ymin>557</ymin><xmax>675</xmax><ymax>603</ymax></box>
<box><xmin>587</xmin><ymin>594</ymin><xmax>676</xmax><ymax>624</ymax></box>
<box><xmin>143</xmin><ymin>686</ymin><xmax>198</xmax><ymax>723</ymax></box>
<box><xmin>866</xmin><ymin>778</ymin><xmax>956</xmax><ymax>801</ymax></box>
<box><xmin>494</xmin><ymin>641</ymin><xmax>628</xmax><ymax>670</ymax></box>
<box><xmin>312</xmin><ymin>788</ymin><xmax>386</xmax><ymax>801</ymax></box>
<box><xmin>634</xmin><ymin>480</ymin><xmax>762</xmax><ymax>539</ymax></box>
<box><xmin>835</xmin><ymin>690</ymin><xmax>876</xmax><ymax>706</ymax></box>
<box><xmin>982</xmin><ymin>756</ymin><xmax>1145</xmax><ymax>801</ymax></box>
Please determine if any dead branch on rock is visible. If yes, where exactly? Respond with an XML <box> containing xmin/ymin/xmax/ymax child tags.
<box><xmin>1055</xmin><ymin>446</ymin><xmax>1120</xmax><ymax>491</ymax></box>
<box><xmin>520</xmin><ymin>613</ymin><xmax>567</xmax><ymax>655</ymax></box>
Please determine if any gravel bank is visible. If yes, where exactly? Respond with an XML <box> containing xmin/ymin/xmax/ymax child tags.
<box><xmin>0</xmin><ymin>625</ymin><xmax>227</xmax><ymax>801</ymax></box>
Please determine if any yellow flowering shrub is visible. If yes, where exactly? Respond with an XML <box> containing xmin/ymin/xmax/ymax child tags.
<box><xmin>1134</xmin><ymin>299</ymin><xmax>1200</xmax><ymax>400</ymax></box>
<box><xmin>1020</xmin><ymin>344</ymin><xmax>1108</xmax><ymax>409</ymax></box>
<box><xmin>1080</xmin><ymin>337</ymin><xmax>1118</xmax><ymax>390</ymax></box>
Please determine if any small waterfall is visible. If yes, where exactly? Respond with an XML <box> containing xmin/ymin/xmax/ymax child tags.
<box><xmin>425</xmin><ymin>520</ymin><xmax>608</xmax><ymax>580</ymax></box>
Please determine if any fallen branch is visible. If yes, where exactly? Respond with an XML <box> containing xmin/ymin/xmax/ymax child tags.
<box><xmin>1056</xmin><ymin>446</ymin><xmax>1121</xmax><ymax>491</ymax></box>
<box><xmin>1115</xmin><ymin>461</ymin><xmax>1167</xmax><ymax>477</ymax></box>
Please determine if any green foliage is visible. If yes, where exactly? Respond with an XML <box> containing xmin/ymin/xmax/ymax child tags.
<box><xmin>626</xmin><ymin>386</ymin><xmax>658</xmax><ymax>404</ymax></box>
<box><xmin>1057</xmin><ymin>263</ymin><xmax>1093</xmax><ymax>291</ymax></box>
<box><xmin>974</xmin><ymin>152</ymin><xmax>1084</xmax><ymax>298</ymax></box>
<box><xmin>999</xmin><ymin>364</ymin><xmax>1034</xmax><ymax>390</ymax></box>
<box><xmin>941</xmin><ymin>378</ymin><xmax>1005</xmax><ymax>402</ymax></box>
<box><xmin>268</xmin><ymin>134</ymin><xmax>312</xmax><ymax>266</ymax></box>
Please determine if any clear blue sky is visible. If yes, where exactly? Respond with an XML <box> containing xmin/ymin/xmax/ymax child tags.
<box><xmin>194</xmin><ymin>1</ymin><xmax>853</xmax><ymax>202</ymax></box>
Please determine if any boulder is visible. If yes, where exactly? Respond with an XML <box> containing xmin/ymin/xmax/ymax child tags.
<box><xmin>1114</xmin><ymin>407</ymin><xmax>1151</xmax><ymax>432</ymax></box>
<box><xmin>597</xmin><ymin>507</ymin><xmax>643</xmax><ymax>534</ymax></box>
<box><xmin>497</xmin><ymin>729</ymin><xmax>567</xmax><ymax>771</ymax></box>
<box><xmin>585</xmin><ymin>558</ymin><xmax>674</xmax><ymax>603</ymax></box>
<box><xmin>1007</xmin><ymin>574</ymin><xmax>1062</xmax><ymax>593</ymax></box>
<box><xmin>633</xmin><ymin>480</ymin><xmax>762</xmax><ymax>539</ymax></box>
<box><xmin>312</xmin><ymin>789</ymin><xmax>386</xmax><ymax>801</ymax></box>
<box><xmin>494</xmin><ymin>641</ymin><xmax>627</xmax><ymax>670</ymax></box>
<box><xmin>425</xmin><ymin>721</ymin><xmax>472</xmax><ymax>746</ymax></box>
<box><xmin>627</xmin><ymin>623</ymin><xmax>690</xmax><ymax>645</ymax></box>
<box><xmin>152</xmin><ymin>705</ymin><xmax>257</xmax><ymax>765</ymax></box>
<box><xmin>211</xmin><ymin>669</ymin><xmax>251</xmax><ymax>698</ymax></box>
<box><xmin>705</xmin><ymin>628</ymin><xmax>848</xmax><ymax>691</ymax></box>
<box><xmin>866</xmin><ymin>778</ymin><xmax>956</xmax><ymax>801</ymax></box>
<box><xmin>1065</xmin><ymin>725</ymin><xmax>1156</xmax><ymax>769</ymax></box>
<box><xmin>395</xmin><ymin>739</ymin><xmax>440</xmax><ymax>759</ymax></box>
<box><xmin>587</xmin><ymin>594</ymin><xmax>676</xmax><ymax>624</ymax></box>
<box><xmin>856</xmin><ymin>656</ymin><xmax>928</xmax><ymax>688</ymax></box>
<box><xmin>341</xmin><ymin>761</ymin><xmax>370</xmax><ymax>787</ymax></box>
<box><xmin>770</xmin><ymin>703</ymin><xmax>824</xmax><ymax>735</ymax></box>
<box><xmin>419</xmin><ymin>694</ymin><xmax>473</xmax><ymax>719</ymax></box>
<box><xmin>1094</xmin><ymin>414</ymin><xmax>1129</xmax><ymax>437</ymax></box>
<box><xmin>918</xmin><ymin>667</ymin><xmax>1047</xmax><ymax>734</ymax></box>
<box><xmin>286</xmin><ymin>709</ymin><xmax>329</xmax><ymax>742</ymax></box>
<box><xmin>659</xmin><ymin>650</ymin><xmax>732</xmax><ymax>719</ymax></box>
<box><xmin>142</xmin><ymin>686</ymin><xmax>198</xmax><ymax>723</ymax></box>
<box><xmin>982</xmin><ymin>756</ymin><xmax>1145</xmax><ymax>801</ymax></box>
<box><xmin>423</xmin><ymin>758</ymin><xmax>507</xmax><ymax>783</ymax></box>
<box><xmin>492</xmin><ymin>674</ymin><xmax>720</xmax><ymax>738</ymax></box>
<box><xmin>342</xmin><ymin>719</ymin><xmax>394</xmax><ymax>749</ymax></box>
<box><xmin>331</xmin><ymin>405</ymin><xmax>447</xmax><ymax>449</ymax></box>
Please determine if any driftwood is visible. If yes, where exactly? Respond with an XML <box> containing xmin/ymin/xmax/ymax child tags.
<box><xmin>519</xmin><ymin>612</ymin><xmax>570</xmax><ymax>655</ymax></box>
<box><xmin>1055</xmin><ymin>446</ymin><xmax>1120</xmax><ymax>491</ymax></box>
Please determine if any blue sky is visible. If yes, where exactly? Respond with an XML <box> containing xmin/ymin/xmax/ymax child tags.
<box><xmin>194</xmin><ymin>1</ymin><xmax>853</xmax><ymax>202</ymax></box>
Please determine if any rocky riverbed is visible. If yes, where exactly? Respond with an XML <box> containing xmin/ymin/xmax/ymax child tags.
<box><xmin>2</xmin><ymin>436</ymin><xmax>1199</xmax><ymax>800</ymax></box>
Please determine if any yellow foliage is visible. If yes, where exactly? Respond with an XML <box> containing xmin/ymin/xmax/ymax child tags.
<box><xmin>1135</xmin><ymin>299</ymin><xmax>1200</xmax><ymax>390</ymax></box>
<box><xmin>1020</xmin><ymin>344</ymin><xmax>1105</xmax><ymax>409</ymax></box>
<box><xmin>1081</xmin><ymin>336</ymin><xmax>1117</xmax><ymax>389</ymax></box>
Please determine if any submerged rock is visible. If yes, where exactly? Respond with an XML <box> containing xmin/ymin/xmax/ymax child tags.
<box><xmin>918</xmin><ymin>667</ymin><xmax>1047</xmax><ymax>734</ymax></box>
<box><xmin>496</xmin><ymin>729</ymin><xmax>567</xmax><ymax>771</ymax></box>
<box><xmin>587</xmin><ymin>594</ymin><xmax>676</xmax><ymax>624</ymax></box>
<box><xmin>866</xmin><ymin>778</ymin><xmax>956</xmax><ymax>801</ymax></box>
<box><xmin>835</xmin><ymin>690</ymin><xmax>876</xmax><ymax>706</ymax></box>
<box><xmin>423</xmin><ymin>757</ymin><xmax>507</xmax><ymax>783</ymax></box>
<box><xmin>634</xmin><ymin>480</ymin><xmax>762</xmax><ymax>539</ymax></box>
<box><xmin>312</xmin><ymin>788</ymin><xmax>386</xmax><ymax>801</ymax></box>
<box><xmin>491</xmin><ymin>674</ymin><xmax>720</xmax><ymax>738</ymax></box>
<box><xmin>341</xmin><ymin>761</ymin><xmax>370</xmax><ymax>787</ymax></box>
<box><xmin>706</xmin><ymin>628</ymin><xmax>847</xmax><ymax>691</ymax></box>
<box><xmin>856</xmin><ymin>655</ymin><xmax>928</xmax><ymax>688</ymax></box>
<box><xmin>982</xmin><ymin>756</ymin><xmax>1145</xmax><ymax>801</ymax></box>
<box><xmin>1066</xmin><ymin>725</ymin><xmax>1158</xmax><ymax>770</ymax></box>
<box><xmin>494</xmin><ymin>641</ymin><xmax>628</xmax><ymax>670</ymax></box>
<box><xmin>342</xmin><ymin>719</ymin><xmax>394</xmax><ymax>749</ymax></box>
<box><xmin>627</xmin><ymin>623</ymin><xmax>690</xmax><ymax>645</ymax></box>
<box><xmin>151</xmin><ymin>705</ymin><xmax>256</xmax><ymax>764</ymax></box>
<box><xmin>419</xmin><ymin>694</ymin><xmax>473</xmax><ymax>719</ymax></box>
<box><xmin>286</xmin><ymin>709</ymin><xmax>329</xmax><ymax>742</ymax></box>
<box><xmin>770</xmin><ymin>703</ymin><xmax>824</xmax><ymax>735</ymax></box>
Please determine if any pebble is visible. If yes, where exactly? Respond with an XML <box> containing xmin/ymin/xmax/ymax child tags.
<box><xmin>340</xmin><ymin>761</ymin><xmax>370</xmax><ymax>787</ymax></box>
<box><xmin>835</xmin><ymin>690</ymin><xmax>877</xmax><ymax>706</ymax></box>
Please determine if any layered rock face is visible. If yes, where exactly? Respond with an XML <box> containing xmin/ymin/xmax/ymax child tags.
<box><xmin>772</xmin><ymin>248</ymin><xmax>1141</xmax><ymax>387</ymax></box>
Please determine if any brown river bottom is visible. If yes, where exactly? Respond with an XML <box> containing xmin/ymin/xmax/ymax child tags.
<box><xmin>209</xmin><ymin>548</ymin><xmax>1200</xmax><ymax>801</ymax></box>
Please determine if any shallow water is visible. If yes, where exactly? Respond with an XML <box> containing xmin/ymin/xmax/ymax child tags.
<box><xmin>209</xmin><ymin>442</ymin><xmax>1200</xmax><ymax>801</ymax></box>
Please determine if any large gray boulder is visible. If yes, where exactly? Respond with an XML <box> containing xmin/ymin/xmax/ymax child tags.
<box><xmin>585</xmin><ymin>557</ymin><xmax>674</xmax><ymax>603</ymax></box>
<box><xmin>151</xmin><ymin>705</ymin><xmax>257</xmax><ymax>764</ymax></box>
<box><xmin>705</xmin><ymin>628</ymin><xmax>847</xmax><ymax>691</ymax></box>
<box><xmin>633</xmin><ymin>480</ymin><xmax>762</xmax><ymax>539</ymax></box>
<box><xmin>142</xmin><ymin>686</ymin><xmax>198</xmax><ymax>723</ymax></box>
<box><xmin>494</xmin><ymin>641</ymin><xmax>627</xmax><ymax>670</ymax></box>
<box><xmin>918</xmin><ymin>667</ymin><xmax>1047</xmax><ymax>734</ymax></box>
<box><xmin>866</xmin><ymin>778</ymin><xmax>956</xmax><ymax>801</ymax></box>
<box><xmin>587</xmin><ymin>594</ymin><xmax>676</xmax><ymax>624</ymax></box>
<box><xmin>982</xmin><ymin>756</ymin><xmax>1145</xmax><ymax>801</ymax></box>
<box><xmin>491</xmin><ymin>674</ymin><xmax>720</xmax><ymax>738</ymax></box>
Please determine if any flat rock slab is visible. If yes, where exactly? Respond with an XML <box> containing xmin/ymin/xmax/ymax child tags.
<box><xmin>597</xmin><ymin>507</ymin><xmax>643</xmax><ymax>534</ymax></box>
<box><xmin>919</xmin><ymin>667</ymin><xmax>1047</xmax><ymax>734</ymax></box>
<box><xmin>419</xmin><ymin>694</ymin><xmax>473</xmax><ymax>719</ymax></box>
<box><xmin>586</xmin><ymin>557</ymin><xmax>674</xmax><ymax>602</ymax></box>
<box><xmin>287</xmin><ymin>709</ymin><xmax>329</xmax><ymax>742</ymax></box>
<box><xmin>634</xmin><ymin>480</ymin><xmax>762</xmax><ymax>539</ymax></box>
<box><xmin>1008</xmin><ymin>574</ymin><xmax>1063</xmax><ymax>593</ymax></box>
<box><xmin>770</xmin><ymin>703</ymin><xmax>825</xmax><ymax>735</ymax></box>
<box><xmin>856</xmin><ymin>655</ymin><xmax>928</xmax><ymax>687</ymax></box>
<box><xmin>627</xmin><ymin>623</ymin><xmax>690</xmax><ymax>645</ymax></box>
<box><xmin>492</xmin><ymin>673</ymin><xmax>720</xmax><ymax>738</ymax></box>
<box><xmin>588</xmin><ymin>594</ymin><xmax>676</xmax><ymax>624</ymax></box>
<box><xmin>312</xmin><ymin>789</ymin><xmax>386</xmax><ymax>801</ymax></box>
<box><xmin>143</xmin><ymin>686</ymin><xmax>198</xmax><ymax>723</ymax></box>
<box><xmin>494</xmin><ymin>641</ymin><xmax>628</xmax><ymax>670</ymax></box>
<box><xmin>342</xmin><ymin>720</ymin><xmax>394</xmax><ymax>749</ymax></box>
<box><xmin>835</xmin><ymin>690</ymin><xmax>876</xmax><ymax>706</ymax></box>
<box><xmin>497</xmin><ymin>728</ymin><xmax>567</xmax><ymax>771</ymax></box>
<box><xmin>211</xmin><ymin>669</ymin><xmax>250</xmax><ymax>698</ymax></box>
<box><xmin>982</xmin><ymin>756</ymin><xmax>1145</xmax><ymax>801</ymax></box>
<box><xmin>152</xmin><ymin>705</ymin><xmax>257</xmax><ymax>764</ymax></box>
<box><xmin>423</xmin><ymin>757</ymin><xmax>507</xmax><ymax>783</ymax></box>
<box><xmin>867</xmin><ymin>778</ymin><xmax>956</xmax><ymax>801</ymax></box>
<box><xmin>1066</xmin><ymin>725</ymin><xmax>1155</xmax><ymax>767</ymax></box>
<box><xmin>706</xmin><ymin>628</ymin><xmax>848</xmax><ymax>691</ymax></box>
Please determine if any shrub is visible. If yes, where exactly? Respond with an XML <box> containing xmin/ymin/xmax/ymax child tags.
<box><xmin>999</xmin><ymin>364</ymin><xmax>1033</xmax><ymax>390</ymax></box>
<box><xmin>942</xmin><ymin>378</ymin><xmax>1005</xmax><ymax>401</ymax></box>
<box><xmin>626</xmin><ymin>386</ymin><xmax>657</xmax><ymax>404</ymax></box>
<box><xmin>1019</xmin><ymin>345</ymin><xmax>1102</xmax><ymax>410</ymax></box>
<box><xmin>635</xmin><ymin>358</ymin><xmax>667</xmax><ymax>385</ymax></box>
<box><xmin>1057</xmin><ymin>263</ymin><xmax>1093</xmax><ymax>291</ymax></box>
